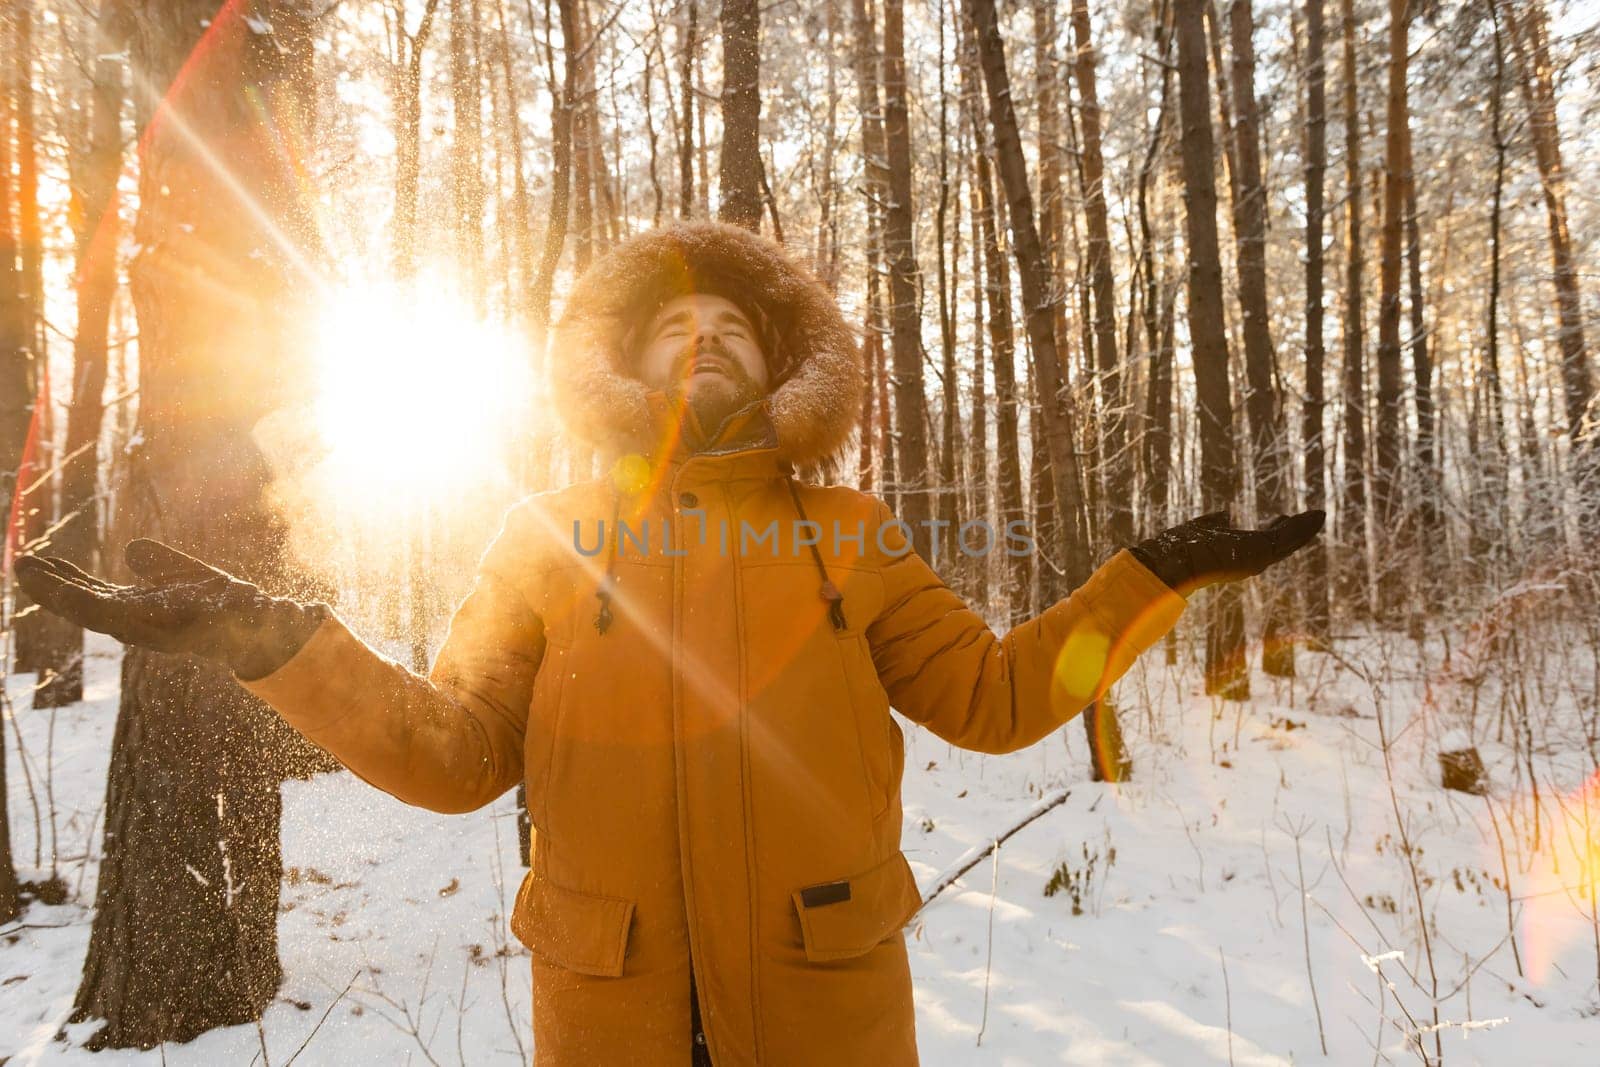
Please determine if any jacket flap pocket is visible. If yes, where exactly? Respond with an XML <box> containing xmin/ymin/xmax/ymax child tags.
<box><xmin>791</xmin><ymin>851</ymin><xmax>922</xmax><ymax>963</ymax></box>
<box><xmin>510</xmin><ymin>873</ymin><xmax>635</xmax><ymax>977</ymax></box>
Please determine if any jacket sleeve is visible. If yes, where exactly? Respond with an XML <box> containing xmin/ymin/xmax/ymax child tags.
<box><xmin>864</xmin><ymin>500</ymin><xmax>1186</xmax><ymax>754</ymax></box>
<box><xmin>235</xmin><ymin>503</ymin><xmax>546</xmax><ymax>813</ymax></box>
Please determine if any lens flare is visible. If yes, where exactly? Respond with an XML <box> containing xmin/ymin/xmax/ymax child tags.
<box><xmin>310</xmin><ymin>276</ymin><xmax>530</xmax><ymax>508</ymax></box>
<box><xmin>1518</xmin><ymin>769</ymin><xmax>1600</xmax><ymax>985</ymax></box>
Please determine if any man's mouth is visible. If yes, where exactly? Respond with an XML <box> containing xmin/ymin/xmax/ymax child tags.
<box><xmin>683</xmin><ymin>354</ymin><xmax>734</xmax><ymax>380</ymax></box>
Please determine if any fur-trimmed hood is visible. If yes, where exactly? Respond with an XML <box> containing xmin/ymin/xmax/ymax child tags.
<box><xmin>547</xmin><ymin>221</ymin><xmax>864</xmax><ymax>471</ymax></box>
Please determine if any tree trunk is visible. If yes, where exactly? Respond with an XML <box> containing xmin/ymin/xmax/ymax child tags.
<box><xmin>1222</xmin><ymin>0</ymin><xmax>1293</xmax><ymax>674</ymax></box>
<box><xmin>1069</xmin><ymin>0</ymin><xmax>1132</xmax><ymax>550</ymax></box>
<box><xmin>529</xmin><ymin>0</ymin><xmax>575</xmax><ymax>335</ymax></box>
<box><xmin>1175</xmin><ymin>0</ymin><xmax>1248</xmax><ymax>699</ymax></box>
<box><xmin>1474</xmin><ymin>0</ymin><xmax>1511</xmax><ymax>569</ymax></box>
<box><xmin>881</xmin><ymin>0</ymin><xmax>932</xmax><ymax>562</ymax></box>
<box><xmin>0</xmin><ymin>0</ymin><xmax>28</xmax><ymax>923</ymax></box>
<box><xmin>965</xmin><ymin>129</ymin><xmax>991</xmax><ymax>607</ymax></box>
<box><xmin>1404</xmin><ymin>136</ymin><xmax>1440</xmax><ymax>556</ymax></box>
<box><xmin>1338</xmin><ymin>0</ymin><xmax>1368</xmax><ymax>610</ymax></box>
<box><xmin>967</xmin><ymin>0</ymin><xmax>1126</xmax><ymax>773</ymax></box>
<box><xmin>70</xmin><ymin>2</ymin><xmax>326</xmax><ymax>1047</ymax></box>
<box><xmin>36</xmin><ymin>20</ymin><xmax>127</xmax><ymax>709</ymax></box>
<box><xmin>857</xmin><ymin>308</ymin><xmax>878</xmax><ymax>490</ymax></box>
<box><xmin>851</xmin><ymin>0</ymin><xmax>893</xmax><ymax>504</ymax></box>
<box><xmin>1302</xmin><ymin>0</ymin><xmax>1331</xmax><ymax>640</ymax></box>
<box><xmin>718</xmin><ymin>0</ymin><xmax>761</xmax><ymax>229</ymax></box>
<box><xmin>679</xmin><ymin>0</ymin><xmax>696</xmax><ymax>217</ymax></box>
<box><xmin>393</xmin><ymin>0</ymin><xmax>443</xmax><ymax>280</ymax></box>
<box><xmin>935</xmin><ymin>0</ymin><xmax>961</xmax><ymax>585</ymax></box>
<box><xmin>642</xmin><ymin>22</ymin><xmax>663</xmax><ymax>227</ymax></box>
<box><xmin>1064</xmin><ymin>0</ymin><xmax>1134</xmax><ymax>779</ymax></box>
<box><xmin>10</xmin><ymin>0</ymin><xmax>48</xmax><ymax>673</ymax></box>
<box><xmin>815</xmin><ymin>0</ymin><xmax>840</xmax><ymax>288</ymax></box>
<box><xmin>449</xmin><ymin>0</ymin><xmax>486</xmax><ymax>306</ymax></box>
<box><xmin>1504</xmin><ymin>0</ymin><xmax>1596</xmax><ymax>535</ymax></box>
<box><xmin>14</xmin><ymin>0</ymin><xmax>40</xmax><ymax>362</ymax></box>
<box><xmin>1372</xmin><ymin>0</ymin><xmax>1408</xmax><ymax>606</ymax></box>
<box><xmin>960</xmin><ymin>15</ymin><xmax>1025</xmax><ymax>620</ymax></box>
<box><xmin>965</xmin><ymin>0</ymin><xmax>1086</xmax><ymax>585</ymax></box>
<box><xmin>492</xmin><ymin>0</ymin><xmax>537</xmax><ymax>331</ymax></box>
<box><xmin>1</xmin><ymin>0</ymin><xmax>34</xmax><ymax>566</ymax></box>
<box><xmin>1058</xmin><ymin>80</ymin><xmax>1093</xmax><ymax>585</ymax></box>
<box><xmin>570</xmin><ymin>0</ymin><xmax>595</xmax><ymax>272</ymax></box>
<box><xmin>390</xmin><ymin>0</ymin><xmax>444</xmax><ymax>659</ymax></box>
<box><xmin>1033</xmin><ymin>0</ymin><xmax>1067</xmax><ymax>497</ymax></box>
<box><xmin>1138</xmin><ymin>0</ymin><xmax>1175</xmax><ymax>537</ymax></box>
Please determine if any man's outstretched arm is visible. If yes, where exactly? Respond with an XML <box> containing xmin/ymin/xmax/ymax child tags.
<box><xmin>865</xmin><ymin>502</ymin><xmax>1323</xmax><ymax>754</ymax></box>
<box><xmin>17</xmin><ymin>502</ymin><xmax>546</xmax><ymax>814</ymax></box>
<box><xmin>238</xmin><ymin>552</ymin><xmax>543</xmax><ymax>814</ymax></box>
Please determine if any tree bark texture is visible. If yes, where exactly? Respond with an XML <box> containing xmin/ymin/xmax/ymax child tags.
<box><xmin>1069</xmin><ymin>0</ymin><xmax>1133</xmax><ymax>551</ymax></box>
<box><xmin>718</xmin><ymin>0</ymin><xmax>762</xmax><ymax>229</ymax></box>
<box><xmin>1302</xmin><ymin>0</ymin><xmax>1331</xmax><ymax>638</ymax></box>
<box><xmin>71</xmin><ymin>2</ymin><xmax>332</xmax><ymax>1048</ymax></box>
<box><xmin>35</xmin><ymin>17</ymin><xmax>129</xmax><ymax>709</ymax></box>
<box><xmin>881</xmin><ymin>0</ymin><xmax>932</xmax><ymax>563</ymax></box>
<box><xmin>1175</xmin><ymin>0</ymin><xmax>1248</xmax><ymax>698</ymax></box>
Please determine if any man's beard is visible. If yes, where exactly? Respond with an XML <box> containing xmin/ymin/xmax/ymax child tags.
<box><xmin>670</xmin><ymin>344</ymin><xmax>764</xmax><ymax>438</ymax></box>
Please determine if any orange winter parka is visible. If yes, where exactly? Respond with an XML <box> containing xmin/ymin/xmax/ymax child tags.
<box><xmin>238</xmin><ymin>222</ymin><xmax>1187</xmax><ymax>1066</ymax></box>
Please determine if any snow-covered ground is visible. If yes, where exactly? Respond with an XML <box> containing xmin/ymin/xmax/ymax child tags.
<box><xmin>3</xmin><ymin>620</ymin><xmax>1599</xmax><ymax>1065</ymax></box>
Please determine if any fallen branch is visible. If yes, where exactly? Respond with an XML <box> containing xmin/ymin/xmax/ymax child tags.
<box><xmin>917</xmin><ymin>788</ymin><xmax>1069</xmax><ymax>910</ymax></box>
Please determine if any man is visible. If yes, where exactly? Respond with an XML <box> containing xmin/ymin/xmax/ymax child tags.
<box><xmin>17</xmin><ymin>221</ymin><xmax>1322</xmax><ymax>1065</ymax></box>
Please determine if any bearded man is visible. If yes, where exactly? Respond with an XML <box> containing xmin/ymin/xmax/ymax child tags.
<box><xmin>17</xmin><ymin>221</ymin><xmax>1323</xmax><ymax>1065</ymax></box>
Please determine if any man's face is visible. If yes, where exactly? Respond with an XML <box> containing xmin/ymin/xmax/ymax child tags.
<box><xmin>635</xmin><ymin>294</ymin><xmax>771</xmax><ymax>419</ymax></box>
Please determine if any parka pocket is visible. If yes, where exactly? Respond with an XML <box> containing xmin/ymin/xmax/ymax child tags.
<box><xmin>790</xmin><ymin>851</ymin><xmax>923</xmax><ymax>963</ymax></box>
<box><xmin>509</xmin><ymin>872</ymin><xmax>636</xmax><ymax>977</ymax></box>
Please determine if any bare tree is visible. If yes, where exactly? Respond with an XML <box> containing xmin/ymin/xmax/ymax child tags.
<box><xmin>0</xmin><ymin>1</ymin><xmax>29</xmax><ymax>924</ymax></box>
<box><xmin>1372</xmin><ymin>0</ymin><xmax>1410</xmax><ymax>594</ymax></box>
<box><xmin>10</xmin><ymin>0</ymin><xmax>48</xmax><ymax>674</ymax></box>
<box><xmin>1473</xmin><ymin>0</ymin><xmax>1512</xmax><ymax>567</ymax></box>
<box><xmin>967</xmin><ymin>0</ymin><xmax>1129</xmax><ymax>774</ymax></box>
<box><xmin>1175</xmin><ymin>0</ymin><xmax>1248</xmax><ymax>699</ymax></box>
<box><xmin>679</xmin><ymin>0</ymin><xmax>697</xmax><ymax>217</ymax></box>
<box><xmin>529</xmin><ymin>0</ymin><xmax>576</xmax><ymax>335</ymax></box>
<box><xmin>1504</xmin><ymin>0</ymin><xmax>1596</xmax><ymax>535</ymax></box>
<box><xmin>1069</xmin><ymin>0</ymin><xmax>1133</xmax><ymax>550</ymax></box>
<box><xmin>718</xmin><ymin>0</ymin><xmax>762</xmax><ymax>228</ymax></box>
<box><xmin>70</xmin><ymin>2</ymin><xmax>332</xmax><ymax>1047</ymax></box>
<box><xmin>35</xmin><ymin>8</ymin><xmax>129</xmax><ymax>709</ymax></box>
<box><xmin>959</xmin><ymin>12</ymin><xmax>1026</xmax><ymax>619</ymax></box>
<box><xmin>882</xmin><ymin>0</ymin><xmax>933</xmax><ymax>561</ymax></box>
<box><xmin>1138</xmin><ymin>0</ymin><xmax>1177</xmax><ymax>540</ymax></box>
<box><xmin>449</xmin><ymin>0</ymin><xmax>486</xmax><ymax>305</ymax></box>
<box><xmin>935</xmin><ymin>0</ymin><xmax>963</xmax><ymax>582</ymax></box>
<box><xmin>851</xmin><ymin>0</ymin><xmax>894</xmax><ymax>502</ymax></box>
<box><xmin>1303</xmin><ymin>0</ymin><xmax>1331</xmax><ymax>639</ymax></box>
<box><xmin>1338</xmin><ymin>0</ymin><xmax>1368</xmax><ymax>610</ymax></box>
<box><xmin>393</xmin><ymin>0</ymin><xmax>444</xmax><ymax>280</ymax></box>
<box><xmin>1223</xmin><ymin>0</ymin><xmax>1293</xmax><ymax>674</ymax></box>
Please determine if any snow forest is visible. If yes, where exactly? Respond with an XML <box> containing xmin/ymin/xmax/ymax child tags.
<box><xmin>1</xmin><ymin>0</ymin><xmax>1599</xmax><ymax>1063</ymax></box>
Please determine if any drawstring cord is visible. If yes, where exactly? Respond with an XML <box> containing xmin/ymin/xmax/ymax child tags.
<box><xmin>782</xmin><ymin>471</ymin><xmax>848</xmax><ymax>632</ymax></box>
<box><xmin>592</xmin><ymin>462</ymin><xmax>848</xmax><ymax>635</ymax></box>
<box><xmin>594</xmin><ymin>491</ymin><xmax>621</xmax><ymax>634</ymax></box>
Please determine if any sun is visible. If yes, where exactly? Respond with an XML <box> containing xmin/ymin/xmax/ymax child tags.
<box><xmin>309</xmin><ymin>276</ymin><xmax>531</xmax><ymax>506</ymax></box>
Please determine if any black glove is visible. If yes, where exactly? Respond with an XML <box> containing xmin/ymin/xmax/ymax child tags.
<box><xmin>13</xmin><ymin>539</ymin><xmax>328</xmax><ymax>681</ymax></box>
<box><xmin>1127</xmin><ymin>509</ymin><xmax>1326</xmax><ymax>596</ymax></box>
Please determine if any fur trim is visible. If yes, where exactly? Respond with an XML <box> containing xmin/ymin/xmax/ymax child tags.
<box><xmin>548</xmin><ymin>221</ymin><xmax>864</xmax><ymax>473</ymax></box>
